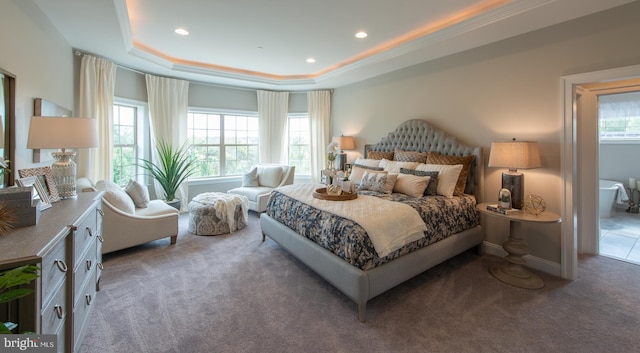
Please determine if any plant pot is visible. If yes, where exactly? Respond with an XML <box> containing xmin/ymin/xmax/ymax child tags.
<box><xmin>166</xmin><ymin>199</ymin><xmax>181</xmax><ymax>210</ymax></box>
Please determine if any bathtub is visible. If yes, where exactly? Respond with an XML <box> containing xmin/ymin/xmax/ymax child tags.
<box><xmin>599</xmin><ymin>180</ymin><xmax>626</xmax><ymax>218</ymax></box>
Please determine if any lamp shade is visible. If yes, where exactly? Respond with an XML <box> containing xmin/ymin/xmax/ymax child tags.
<box><xmin>337</xmin><ymin>135</ymin><xmax>355</xmax><ymax>150</ymax></box>
<box><xmin>27</xmin><ymin>116</ymin><xmax>99</xmax><ymax>149</ymax></box>
<box><xmin>488</xmin><ymin>141</ymin><xmax>541</xmax><ymax>170</ymax></box>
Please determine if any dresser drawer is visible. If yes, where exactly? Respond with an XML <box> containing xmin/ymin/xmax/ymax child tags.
<box><xmin>73</xmin><ymin>272</ymin><xmax>97</xmax><ymax>351</ymax></box>
<box><xmin>41</xmin><ymin>279</ymin><xmax>66</xmax><ymax>336</ymax></box>
<box><xmin>41</xmin><ymin>239</ymin><xmax>68</xmax><ymax>307</ymax></box>
<box><xmin>74</xmin><ymin>242</ymin><xmax>98</xmax><ymax>299</ymax></box>
<box><xmin>74</xmin><ymin>208</ymin><xmax>99</xmax><ymax>267</ymax></box>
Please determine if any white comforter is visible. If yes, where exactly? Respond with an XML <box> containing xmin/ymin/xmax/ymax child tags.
<box><xmin>275</xmin><ymin>183</ymin><xmax>427</xmax><ymax>258</ymax></box>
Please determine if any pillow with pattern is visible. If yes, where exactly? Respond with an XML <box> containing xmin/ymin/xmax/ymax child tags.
<box><xmin>357</xmin><ymin>171</ymin><xmax>397</xmax><ymax>194</ymax></box>
<box><xmin>349</xmin><ymin>165</ymin><xmax>385</xmax><ymax>185</ymax></box>
<box><xmin>367</xmin><ymin>150</ymin><xmax>394</xmax><ymax>160</ymax></box>
<box><xmin>400</xmin><ymin>168</ymin><xmax>439</xmax><ymax>196</ymax></box>
<box><xmin>426</xmin><ymin>152</ymin><xmax>475</xmax><ymax>195</ymax></box>
<box><xmin>394</xmin><ymin>149</ymin><xmax>428</xmax><ymax>163</ymax></box>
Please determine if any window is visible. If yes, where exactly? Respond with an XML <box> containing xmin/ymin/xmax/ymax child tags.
<box><xmin>287</xmin><ymin>114</ymin><xmax>311</xmax><ymax>175</ymax></box>
<box><xmin>113</xmin><ymin>103</ymin><xmax>141</xmax><ymax>185</ymax></box>
<box><xmin>599</xmin><ymin>91</ymin><xmax>640</xmax><ymax>141</ymax></box>
<box><xmin>187</xmin><ymin>111</ymin><xmax>259</xmax><ymax>177</ymax></box>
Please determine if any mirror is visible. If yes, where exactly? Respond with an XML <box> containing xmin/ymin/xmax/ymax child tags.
<box><xmin>0</xmin><ymin>68</ymin><xmax>15</xmax><ymax>188</ymax></box>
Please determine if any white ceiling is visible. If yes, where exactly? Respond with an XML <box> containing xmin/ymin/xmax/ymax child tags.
<box><xmin>33</xmin><ymin>0</ymin><xmax>635</xmax><ymax>91</ymax></box>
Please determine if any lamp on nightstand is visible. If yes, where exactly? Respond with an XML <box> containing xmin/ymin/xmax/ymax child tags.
<box><xmin>335</xmin><ymin>135</ymin><xmax>355</xmax><ymax>171</ymax></box>
<box><xmin>27</xmin><ymin>116</ymin><xmax>99</xmax><ymax>199</ymax></box>
<box><xmin>488</xmin><ymin>139</ymin><xmax>541</xmax><ymax>209</ymax></box>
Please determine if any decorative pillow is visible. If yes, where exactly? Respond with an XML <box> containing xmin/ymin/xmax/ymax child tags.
<box><xmin>349</xmin><ymin>165</ymin><xmax>385</xmax><ymax>185</ymax></box>
<box><xmin>393</xmin><ymin>173</ymin><xmax>431</xmax><ymax>198</ymax></box>
<box><xmin>257</xmin><ymin>165</ymin><xmax>283</xmax><ymax>188</ymax></box>
<box><xmin>357</xmin><ymin>171</ymin><xmax>397</xmax><ymax>194</ymax></box>
<box><xmin>379</xmin><ymin>159</ymin><xmax>419</xmax><ymax>174</ymax></box>
<box><xmin>427</xmin><ymin>152</ymin><xmax>475</xmax><ymax>195</ymax></box>
<box><xmin>96</xmin><ymin>180</ymin><xmax>136</xmax><ymax>214</ymax></box>
<box><xmin>353</xmin><ymin>158</ymin><xmax>382</xmax><ymax>168</ymax></box>
<box><xmin>125</xmin><ymin>179</ymin><xmax>150</xmax><ymax>208</ymax></box>
<box><xmin>394</xmin><ymin>149</ymin><xmax>428</xmax><ymax>163</ymax></box>
<box><xmin>242</xmin><ymin>167</ymin><xmax>259</xmax><ymax>187</ymax></box>
<box><xmin>400</xmin><ymin>168</ymin><xmax>439</xmax><ymax>196</ymax></box>
<box><xmin>367</xmin><ymin>150</ymin><xmax>394</xmax><ymax>160</ymax></box>
<box><xmin>415</xmin><ymin>164</ymin><xmax>463</xmax><ymax>198</ymax></box>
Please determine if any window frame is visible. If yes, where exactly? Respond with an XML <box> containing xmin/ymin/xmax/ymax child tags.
<box><xmin>597</xmin><ymin>88</ymin><xmax>640</xmax><ymax>144</ymax></box>
<box><xmin>286</xmin><ymin>113</ymin><xmax>311</xmax><ymax>176</ymax></box>
<box><xmin>112</xmin><ymin>98</ymin><xmax>149</xmax><ymax>186</ymax></box>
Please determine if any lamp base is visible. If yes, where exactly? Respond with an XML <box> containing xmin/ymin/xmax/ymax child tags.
<box><xmin>502</xmin><ymin>171</ymin><xmax>523</xmax><ymax>209</ymax></box>
<box><xmin>338</xmin><ymin>152</ymin><xmax>347</xmax><ymax>171</ymax></box>
<box><xmin>51</xmin><ymin>151</ymin><xmax>77</xmax><ymax>199</ymax></box>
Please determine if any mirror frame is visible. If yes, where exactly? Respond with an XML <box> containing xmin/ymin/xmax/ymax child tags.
<box><xmin>0</xmin><ymin>67</ymin><xmax>15</xmax><ymax>187</ymax></box>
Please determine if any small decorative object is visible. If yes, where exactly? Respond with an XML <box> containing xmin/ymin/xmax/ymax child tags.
<box><xmin>499</xmin><ymin>188</ymin><xmax>511</xmax><ymax>209</ymax></box>
<box><xmin>16</xmin><ymin>176</ymin><xmax>52</xmax><ymax>210</ymax></box>
<box><xmin>313</xmin><ymin>188</ymin><xmax>357</xmax><ymax>201</ymax></box>
<box><xmin>326</xmin><ymin>141</ymin><xmax>339</xmax><ymax>169</ymax></box>
<box><xmin>0</xmin><ymin>201</ymin><xmax>17</xmax><ymax>234</ymax></box>
<box><xmin>0</xmin><ymin>187</ymin><xmax>41</xmax><ymax>227</ymax></box>
<box><xmin>327</xmin><ymin>184</ymin><xmax>343</xmax><ymax>196</ymax></box>
<box><xmin>524</xmin><ymin>194</ymin><xmax>546</xmax><ymax>215</ymax></box>
<box><xmin>18</xmin><ymin>166</ymin><xmax>60</xmax><ymax>203</ymax></box>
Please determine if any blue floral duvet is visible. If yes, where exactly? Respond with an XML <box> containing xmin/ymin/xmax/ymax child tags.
<box><xmin>265</xmin><ymin>189</ymin><xmax>479</xmax><ymax>270</ymax></box>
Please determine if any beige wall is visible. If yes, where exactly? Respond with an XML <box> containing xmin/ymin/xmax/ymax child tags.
<box><xmin>0</xmin><ymin>0</ymin><xmax>74</xmax><ymax>171</ymax></box>
<box><xmin>332</xmin><ymin>2</ymin><xmax>640</xmax><ymax>264</ymax></box>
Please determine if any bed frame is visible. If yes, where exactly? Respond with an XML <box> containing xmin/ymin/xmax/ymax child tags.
<box><xmin>260</xmin><ymin>119</ymin><xmax>484</xmax><ymax>322</ymax></box>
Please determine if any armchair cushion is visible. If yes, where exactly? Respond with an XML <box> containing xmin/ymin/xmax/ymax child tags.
<box><xmin>228</xmin><ymin>164</ymin><xmax>295</xmax><ymax>213</ymax></box>
<box><xmin>242</xmin><ymin>167</ymin><xmax>259</xmax><ymax>187</ymax></box>
<box><xmin>96</xmin><ymin>180</ymin><xmax>135</xmax><ymax>214</ymax></box>
<box><xmin>125</xmin><ymin>179</ymin><xmax>150</xmax><ymax>208</ymax></box>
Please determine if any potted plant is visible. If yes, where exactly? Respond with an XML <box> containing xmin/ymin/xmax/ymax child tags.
<box><xmin>137</xmin><ymin>140</ymin><xmax>197</xmax><ymax>210</ymax></box>
<box><xmin>1</xmin><ymin>264</ymin><xmax>39</xmax><ymax>334</ymax></box>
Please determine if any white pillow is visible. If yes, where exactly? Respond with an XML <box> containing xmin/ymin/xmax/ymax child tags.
<box><xmin>393</xmin><ymin>174</ymin><xmax>431</xmax><ymax>198</ymax></box>
<box><xmin>379</xmin><ymin>159</ymin><xmax>419</xmax><ymax>174</ymax></box>
<box><xmin>353</xmin><ymin>158</ymin><xmax>382</xmax><ymax>168</ymax></box>
<box><xmin>125</xmin><ymin>179</ymin><xmax>150</xmax><ymax>208</ymax></box>
<box><xmin>357</xmin><ymin>171</ymin><xmax>397</xmax><ymax>194</ymax></box>
<box><xmin>96</xmin><ymin>180</ymin><xmax>136</xmax><ymax>214</ymax></box>
<box><xmin>415</xmin><ymin>164</ymin><xmax>463</xmax><ymax>198</ymax></box>
<box><xmin>257</xmin><ymin>166</ymin><xmax>283</xmax><ymax>188</ymax></box>
<box><xmin>242</xmin><ymin>167</ymin><xmax>259</xmax><ymax>187</ymax></box>
<box><xmin>349</xmin><ymin>165</ymin><xmax>385</xmax><ymax>185</ymax></box>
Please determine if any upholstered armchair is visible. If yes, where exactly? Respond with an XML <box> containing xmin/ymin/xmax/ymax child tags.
<box><xmin>227</xmin><ymin>164</ymin><xmax>295</xmax><ymax>213</ymax></box>
<box><xmin>79</xmin><ymin>178</ymin><xmax>179</xmax><ymax>253</ymax></box>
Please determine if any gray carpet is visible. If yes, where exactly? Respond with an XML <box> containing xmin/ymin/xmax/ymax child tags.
<box><xmin>79</xmin><ymin>213</ymin><xmax>640</xmax><ymax>353</ymax></box>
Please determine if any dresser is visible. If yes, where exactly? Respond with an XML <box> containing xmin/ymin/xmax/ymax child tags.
<box><xmin>0</xmin><ymin>191</ymin><xmax>103</xmax><ymax>353</ymax></box>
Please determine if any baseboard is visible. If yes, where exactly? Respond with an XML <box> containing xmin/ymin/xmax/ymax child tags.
<box><xmin>483</xmin><ymin>241</ymin><xmax>562</xmax><ymax>277</ymax></box>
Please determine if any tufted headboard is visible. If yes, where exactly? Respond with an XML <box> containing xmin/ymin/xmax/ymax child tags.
<box><xmin>364</xmin><ymin>119</ymin><xmax>483</xmax><ymax>201</ymax></box>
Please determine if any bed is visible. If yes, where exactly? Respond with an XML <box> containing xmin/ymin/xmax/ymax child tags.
<box><xmin>260</xmin><ymin>119</ymin><xmax>484</xmax><ymax>322</ymax></box>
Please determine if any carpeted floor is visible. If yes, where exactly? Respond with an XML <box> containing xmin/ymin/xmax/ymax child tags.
<box><xmin>79</xmin><ymin>213</ymin><xmax>640</xmax><ymax>353</ymax></box>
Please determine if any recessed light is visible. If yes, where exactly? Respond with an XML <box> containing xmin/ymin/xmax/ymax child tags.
<box><xmin>306</xmin><ymin>58</ymin><xmax>316</xmax><ymax>63</ymax></box>
<box><xmin>355</xmin><ymin>31</ymin><xmax>368</xmax><ymax>39</ymax></box>
<box><xmin>175</xmin><ymin>28</ymin><xmax>189</xmax><ymax>36</ymax></box>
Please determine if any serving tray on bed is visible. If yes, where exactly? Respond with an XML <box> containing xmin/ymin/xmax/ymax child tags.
<box><xmin>313</xmin><ymin>188</ymin><xmax>357</xmax><ymax>201</ymax></box>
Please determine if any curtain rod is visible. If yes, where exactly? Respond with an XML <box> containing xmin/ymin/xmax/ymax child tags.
<box><xmin>74</xmin><ymin>49</ymin><xmax>333</xmax><ymax>93</ymax></box>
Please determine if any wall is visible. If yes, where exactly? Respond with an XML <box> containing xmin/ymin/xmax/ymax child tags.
<box><xmin>332</xmin><ymin>2</ymin><xmax>640</xmax><ymax>266</ymax></box>
<box><xmin>0</xmin><ymin>0</ymin><xmax>74</xmax><ymax>171</ymax></box>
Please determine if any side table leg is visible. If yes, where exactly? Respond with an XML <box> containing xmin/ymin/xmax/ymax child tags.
<box><xmin>490</xmin><ymin>221</ymin><xmax>544</xmax><ymax>289</ymax></box>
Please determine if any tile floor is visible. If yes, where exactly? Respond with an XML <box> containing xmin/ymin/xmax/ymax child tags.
<box><xmin>600</xmin><ymin>208</ymin><xmax>640</xmax><ymax>265</ymax></box>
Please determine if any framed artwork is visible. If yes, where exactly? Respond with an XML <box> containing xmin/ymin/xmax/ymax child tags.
<box><xmin>32</xmin><ymin>98</ymin><xmax>72</xmax><ymax>163</ymax></box>
<box><xmin>18</xmin><ymin>166</ymin><xmax>60</xmax><ymax>203</ymax></box>
<box><xmin>16</xmin><ymin>176</ymin><xmax>52</xmax><ymax>210</ymax></box>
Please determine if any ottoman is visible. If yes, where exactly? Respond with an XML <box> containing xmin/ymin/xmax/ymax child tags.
<box><xmin>188</xmin><ymin>192</ymin><xmax>249</xmax><ymax>235</ymax></box>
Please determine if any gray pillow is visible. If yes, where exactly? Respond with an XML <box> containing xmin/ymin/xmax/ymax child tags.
<box><xmin>400</xmin><ymin>168</ymin><xmax>439</xmax><ymax>196</ymax></box>
<box><xmin>242</xmin><ymin>167</ymin><xmax>259</xmax><ymax>187</ymax></box>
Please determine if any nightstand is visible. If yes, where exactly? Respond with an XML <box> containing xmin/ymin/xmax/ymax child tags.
<box><xmin>477</xmin><ymin>202</ymin><xmax>562</xmax><ymax>289</ymax></box>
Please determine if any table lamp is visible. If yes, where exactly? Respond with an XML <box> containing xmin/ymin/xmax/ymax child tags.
<box><xmin>335</xmin><ymin>135</ymin><xmax>355</xmax><ymax>171</ymax></box>
<box><xmin>27</xmin><ymin>116</ymin><xmax>99</xmax><ymax>199</ymax></box>
<box><xmin>488</xmin><ymin>139</ymin><xmax>541</xmax><ymax>209</ymax></box>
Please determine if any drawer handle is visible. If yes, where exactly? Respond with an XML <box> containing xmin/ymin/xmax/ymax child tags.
<box><xmin>54</xmin><ymin>259</ymin><xmax>68</xmax><ymax>272</ymax></box>
<box><xmin>87</xmin><ymin>227</ymin><xmax>94</xmax><ymax>237</ymax></box>
<box><xmin>54</xmin><ymin>305</ymin><xmax>64</xmax><ymax>319</ymax></box>
<box><xmin>86</xmin><ymin>259</ymin><xmax>92</xmax><ymax>271</ymax></box>
<box><xmin>85</xmin><ymin>294</ymin><xmax>92</xmax><ymax>306</ymax></box>
<box><xmin>97</xmin><ymin>262</ymin><xmax>104</xmax><ymax>270</ymax></box>
<box><xmin>98</xmin><ymin>208</ymin><xmax>104</xmax><ymax>216</ymax></box>
<box><xmin>97</xmin><ymin>235</ymin><xmax>104</xmax><ymax>243</ymax></box>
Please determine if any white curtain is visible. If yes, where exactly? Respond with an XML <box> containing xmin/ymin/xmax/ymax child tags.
<box><xmin>308</xmin><ymin>90</ymin><xmax>332</xmax><ymax>183</ymax></box>
<box><xmin>78</xmin><ymin>55</ymin><xmax>117</xmax><ymax>182</ymax></box>
<box><xmin>145</xmin><ymin>74</ymin><xmax>190</xmax><ymax>207</ymax></box>
<box><xmin>257</xmin><ymin>90</ymin><xmax>289</xmax><ymax>164</ymax></box>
